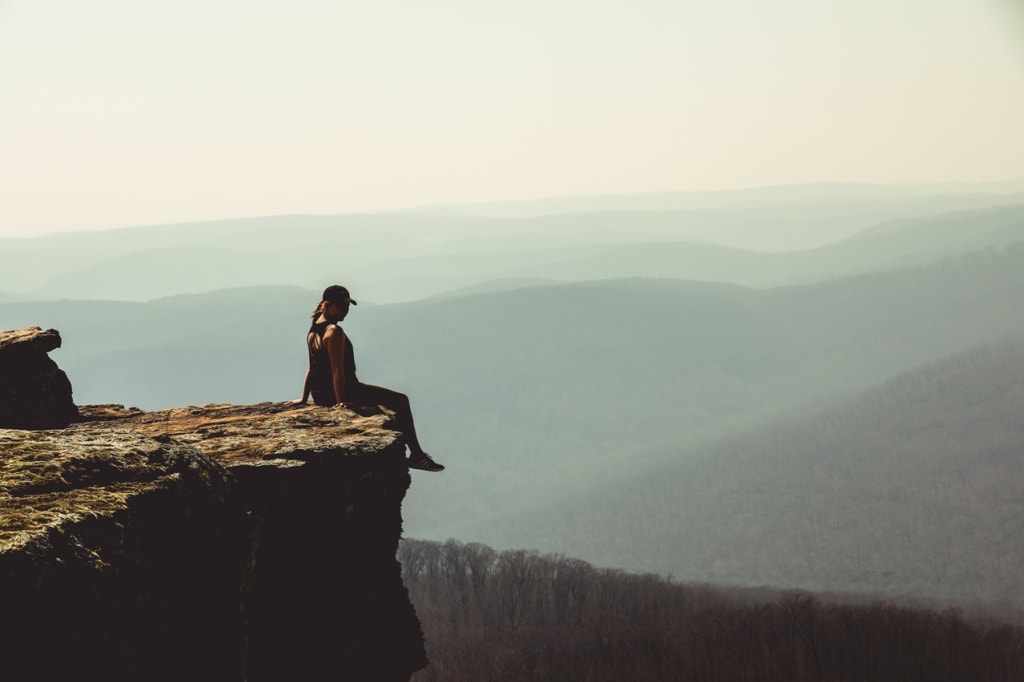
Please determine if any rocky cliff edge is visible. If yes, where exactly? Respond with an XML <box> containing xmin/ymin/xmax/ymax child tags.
<box><xmin>0</xmin><ymin>327</ymin><xmax>428</xmax><ymax>681</ymax></box>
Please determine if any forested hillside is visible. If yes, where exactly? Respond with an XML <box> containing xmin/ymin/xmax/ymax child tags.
<box><xmin>488</xmin><ymin>342</ymin><xmax>1024</xmax><ymax>606</ymax></box>
<box><xmin>394</xmin><ymin>243</ymin><xmax>1024</xmax><ymax>548</ymax></box>
<box><xmin>401</xmin><ymin>539</ymin><xmax>1024</xmax><ymax>682</ymax></box>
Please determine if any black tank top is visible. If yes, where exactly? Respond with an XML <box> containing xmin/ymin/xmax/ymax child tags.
<box><xmin>307</xmin><ymin>320</ymin><xmax>359</xmax><ymax>406</ymax></box>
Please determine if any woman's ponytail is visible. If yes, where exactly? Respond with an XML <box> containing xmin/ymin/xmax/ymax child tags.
<box><xmin>311</xmin><ymin>300</ymin><xmax>329</xmax><ymax>320</ymax></box>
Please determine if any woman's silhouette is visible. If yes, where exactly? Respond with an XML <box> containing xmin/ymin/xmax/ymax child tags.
<box><xmin>295</xmin><ymin>284</ymin><xmax>444</xmax><ymax>472</ymax></box>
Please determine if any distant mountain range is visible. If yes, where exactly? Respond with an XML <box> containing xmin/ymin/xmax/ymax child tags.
<box><xmin>409</xmin><ymin>179</ymin><xmax>1024</xmax><ymax>220</ymax></box>
<box><xmin>3</xmin><ymin>183</ymin><xmax>1024</xmax><ymax>607</ymax></box>
<box><xmin>1</xmin><ymin>184</ymin><xmax>1022</xmax><ymax>303</ymax></box>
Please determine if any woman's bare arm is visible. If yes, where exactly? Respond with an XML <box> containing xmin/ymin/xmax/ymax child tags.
<box><xmin>324</xmin><ymin>324</ymin><xmax>347</xmax><ymax>406</ymax></box>
<box><xmin>290</xmin><ymin>368</ymin><xmax>312</xmax><ymax>404</ymax></box>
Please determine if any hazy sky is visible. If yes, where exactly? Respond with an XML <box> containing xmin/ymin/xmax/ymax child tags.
<box><xmin>2</xmin><ymin>0</ymin><xmax>1023</xmax><ymax>236</ymax></box>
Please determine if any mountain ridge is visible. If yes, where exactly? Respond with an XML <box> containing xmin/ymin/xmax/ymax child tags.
<box><xmin>2</xmin><ymin>195</ymin><xmax>1022</xmax><ymax>302</ymax></box>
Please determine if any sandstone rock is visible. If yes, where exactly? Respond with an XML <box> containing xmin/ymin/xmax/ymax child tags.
<box><xmin>0</xmin><ymin>326</ymin><xmax>79</xmax><ymax>429</ymax></box>
<box><xmin>0</xmin><ymin>326</ymin><xmax>62</xmax><ymax>354</ymax></box>
<box><xmin>75</xmin><ymin>401</ymin><xmax>404</xmax><ymax>467</ymax></box>
<box><xmin>1</xmin><ymin>401</ymin><xmax>428</xmax><ymax>681</ymax></box>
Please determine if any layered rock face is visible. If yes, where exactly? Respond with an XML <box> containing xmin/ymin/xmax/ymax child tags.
<box><xmin>0</xmin><ymin>327</ymin><xmax>79</xmax><ymax>429</ymax></box>
<box><xmin>0</xmin><ymin>337</ymin><xmax>428</xmax><ymax>681</ymax></box>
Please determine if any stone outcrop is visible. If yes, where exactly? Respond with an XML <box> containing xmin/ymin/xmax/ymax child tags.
<box><xmin>0</xmin><ymin>326</ymin><xmax>79</xmax><ymax>429</ymax></box>
<box><xmin>0</xmin><ymin>400</ymin><xmax>428</xmax><ymax>681</ymax></box>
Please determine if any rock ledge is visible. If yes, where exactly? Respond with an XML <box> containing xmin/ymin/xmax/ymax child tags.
<box><xmin>1</xmin><ymin>400</ymin><xmax>426</xmax><ymax>681</ymax></box>
<box><xmin>0</xmin><ymin>326</ymin><xmax>79</xmax><ymax>429</ymax></box>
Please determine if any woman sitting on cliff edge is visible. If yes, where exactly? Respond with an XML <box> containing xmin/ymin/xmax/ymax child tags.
<box><xmin>294</xmin><ymin>284</ymin><xmax>444</xmax><ymax>472</ymax></box>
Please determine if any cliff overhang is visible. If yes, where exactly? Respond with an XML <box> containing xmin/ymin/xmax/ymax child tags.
<box><xmin>0</xmin><ymin>328</ymin><xmax>427</xmax><ymax>681</ymax></box>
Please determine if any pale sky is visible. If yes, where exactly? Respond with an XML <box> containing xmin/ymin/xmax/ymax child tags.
<box><xmin>2</xmin><ymin>0</ymin><xmax>1023</xmax><ymax>237</ymax></box>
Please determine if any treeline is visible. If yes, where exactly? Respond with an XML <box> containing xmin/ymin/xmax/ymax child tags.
<box><xmin>402</xmin><ymin>539</ymin><xmax>1024</xmax><ymax>682</ymax></box>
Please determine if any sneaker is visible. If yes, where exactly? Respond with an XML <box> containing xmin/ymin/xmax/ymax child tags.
<box><xmin>408</xmin><ymin>452</ymin><xmax>445</xmax><ymax>472</ymax></box>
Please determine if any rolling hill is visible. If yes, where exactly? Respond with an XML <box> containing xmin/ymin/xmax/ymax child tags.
<box><xmin>483</xmin><ymin>341</ymin><xmax>1024</xmax><ymax>607</ymax></box>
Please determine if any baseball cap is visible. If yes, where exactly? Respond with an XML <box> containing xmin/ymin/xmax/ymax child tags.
<box><xmin>322</xmin><ymin>284</ymin><xmax>358</xmax><ymax>306</ymax></box>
